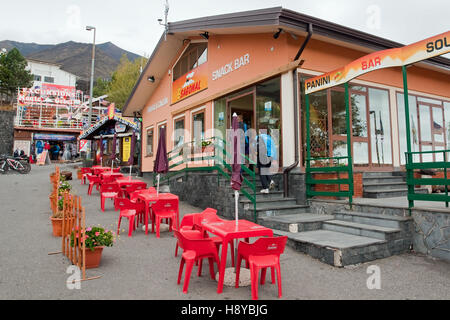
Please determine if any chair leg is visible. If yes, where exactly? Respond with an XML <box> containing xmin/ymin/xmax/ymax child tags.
<box><xmin>271</xmin><ymin>267</ymin><xmax>276</xmax><ymax>284</ymax></box>
<box><xmin>229</xmin><ymin>241</ymin><xmax>235</xmax><ymax>267</ymax></box>
<box><xmin>183</xmin><ymin>258</ymin><xmax>195</xmax><ymax>294</ymax></box>
<box><xmin>235</xmin><ymin>254</ymin><xmax>242</xmax><ymax>288</ymax></box>
<box><xmin>128</xmin><ymin>216</ymin><xmax>135</xmax><ymax>237</ymax></box>
<box><xmin>175</xmin><ymin>243</ymin><xmax>179</xmax><ymax>257</ymax></box>
<box><xmin>101</xmin><ymin>196</ymin><xmax>105</xmax><ymax>212</ymax></box>
<box><xmin>197</xmin><ymin>258</ymin><xmax>203</xmax><ymax>276</ymax></box>
<box><xmin>276</xmin><ymin>264</ymin><xmax>282</xmax><ymax>298</ymax></box>
<box><xmin>156</xmin><ymin>217</ymin><xmax>160</xmax><ymax>238</ymax></box>
<box><xmin>208</xmin><ymin>258</ymin><xmax>215</xmax><ymax>280</ymax></box>
<box><xmin>117</xmin><ymin>217</ymin><xmax>122</xmax><ymax>235</ymax></box>
<box><xmin>177</xmin><ymin>257</ymin><xmax>185</xmax><ymax>284</ymax></box>
<box><xmin>88</xmin><ymin>183</ymin><xmax>92</xmax><ymax>195</ymax></box>
<box><xmin>261</xmin><ymin>267</ymin><xmax>267</xmax><ymax>285</ymax></box>
<box><xmin>250</xmin><ymin>263</ymin><xmax>259</xmax><ymax>300</ymax></box>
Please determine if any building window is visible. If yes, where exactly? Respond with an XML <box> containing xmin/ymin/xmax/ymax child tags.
<box><xmin>44</xmin><ymin>76</ymin><xmax>54</xmax><ymax>83</ymax></box>
<box><xmin>146</xmin><ymin>127</ymin><xmax>154</xmax><ymax>156</ymax></box>
<box><xmin>33</xmin><ymin>74</ymin><xmax>41</xmax><ymax>82</ymax></box>
<box><xmin>192</xmin><ymin>110</ymin><xmax>205</xmax><ymax>147</ymax></box>
<box><xmin>173</xmin><ymin>43</ymin><xmax>208</xmax><ymax>82</ymax></box>
<box><xmin>173</xmin><ymin>117</ymin><xmax>185</xmax><ymax>148</ymax></box>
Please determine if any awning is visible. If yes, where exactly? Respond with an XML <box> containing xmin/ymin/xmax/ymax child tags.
<box><xmin>79</xmin><ymin>114</ymin><xmax>139</xmax><ymax>140</ymax></box>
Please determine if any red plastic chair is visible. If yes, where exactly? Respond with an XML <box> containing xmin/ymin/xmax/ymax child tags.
<box><xmin>124</xmin><ymin>183</ymin><xmax>147</xmax><ymax>198</ymax></box>
<box><xmin>87</xmin><ymin>174</ymin><xmax>102</xmax><ymax>195</ymax></box>
<box><xmin>193</xmin><ymin>209</ymin><xmax>235</xmax><ymax>268</ymax></box>
<box><xmin>116</xmin><ymin>198</ymin><xmax>146</xmax><ymax>237</ymax></box>
<box><xmin>174</xmin><ymin>230</ymin><xmax>220</xmax><ymax>294</ymax></box>
<box><xmin>174</xmin><ymin>213</ymin><xmax>203</xmax><ymax>257</ymax></box>
<box><xmin>112</xmin><ymin>167</ymin><xmax>121</xmax><ymax>173</ymax></box>
<box><xmin>235</xmin><ymin>236</ymin><xmax>288</xmax><ymax>300</ymax></box>
<box><xmin>80</xmin><ymin>168</ymin><xmax>92</xmax><ymax>185</ymax></box>
<box><xmin>100</xmin><ymin>183</ymin><xmax>121</xmax><ymax>212</ymax></box>
<box><xmin>151</xmin><ymin>198</ymin><xmax>179</xmax><ymax>238</ymax></box>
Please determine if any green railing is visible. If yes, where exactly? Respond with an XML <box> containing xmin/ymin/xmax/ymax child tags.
<box><xmin>305</xmin><ymin>156</ymin><xmax>353</xmax><ymax>206</ymax></box>
<box><xmin>405</xmin><ymin>149</ymin><xmax>450</xmax><ymax>208</ymax></box>
<box><xmin>153</xmin><ymin>136</ymin><xmax>258</xmax><ymax>221</ymax></box>
<box><xmin>305</xmin><ymin>82</ymin><xmax>354</xmax><ymax>207</ymax></box>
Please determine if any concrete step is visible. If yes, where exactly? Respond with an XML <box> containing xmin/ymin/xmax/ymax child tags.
<box><xmin>240</xmin><ymin>197</ymin><xmax>297</xmax><ymax>208</ymax></box>
<box><xmin>257</xmin><ymin>213</ymin><xmax>334</xmax><ymax>232</ymax></box>
<box><xmin>333</xmin><ymin>210</ymin><xmax>411</xmax><ymax>229</ymax></box>
<box><xmin>363</xmin><ymin>182</ymin><xmax>408</xmax><ymax>191</ymax></box>
<box><xmin>322</xmin><ymin>220</ymin><xmax>401</xmax><ymax>241</ymax></box>
<box><xmin>363</xmin><ymin>187</ymin><xmax>428</xmax><ymax>198</ymax></box>
<box><xmin>363</xmin><ymin>172</ymin><xmax>396</xmax><ymax>178</ymax></box>
<box><xmin>247</xmin><ymin>204</ymin><xmax>311</xmax><ymax>217</ymax></box>
<box><xmin>273</xmin><ymin>229</ymin><xmax>389</xmax><ymax>267</ymax></box>
<box><xmin>362</xmin><ymin>176</ymin><xmax>405</xmax><ymax>184</ymax></box>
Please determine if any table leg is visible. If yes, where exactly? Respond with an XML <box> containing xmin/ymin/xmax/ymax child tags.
<box><xmin>144</xmin><ymin>201</ymin><xmax>149</xmax><ymax>235</ymax></box>
<box><xmin>217</xmin><ymin>239</ymin><xmax>229</xmax><ymax>294</ymax></box>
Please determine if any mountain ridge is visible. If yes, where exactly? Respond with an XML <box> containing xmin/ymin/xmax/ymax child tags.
<box><xmin>0</xmin><ymin>40</ymin><xmax>141</xmax><ymax>81</ymax></box>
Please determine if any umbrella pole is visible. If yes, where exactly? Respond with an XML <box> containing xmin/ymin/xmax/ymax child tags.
<box><xmin>157</xmin><ymin>174</ymin><xmax>160</xmax><ymax>195</ymax></box>
<box><xmin>129</xmin><ymin>165</ymin><xmax>132</xmax><ymax>180</ymax></box>
<box><xmin>234</xmin><ymin>190</ymin><xmax>239</xmax><ymax>269</ymax></box>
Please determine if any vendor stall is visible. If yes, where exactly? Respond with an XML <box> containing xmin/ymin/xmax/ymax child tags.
<box><xmin>79</xmin><ymin>105</ymin><xmax>140</xmax><ymax>167</ymax></box>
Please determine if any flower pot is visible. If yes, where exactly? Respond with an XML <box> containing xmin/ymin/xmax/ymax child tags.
<box><xmin>50</xmin><ymin>216</ymin><xmax>74</xmax><ymax>237</ymax></box>
<box><xmin>84</xmin><ymin>246</ymin><xmax>104</xmax><ymax>269</ymax></box>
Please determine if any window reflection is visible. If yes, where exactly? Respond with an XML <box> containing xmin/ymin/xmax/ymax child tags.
<box><xmin>369</xmin><ymin>88</ymin><xmax>392</xmax><ymax>165</ymax></box>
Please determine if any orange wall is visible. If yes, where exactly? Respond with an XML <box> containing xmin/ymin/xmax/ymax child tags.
<box><xmin>141</xmin><ymin>32</ymin><xmax>450</xmax><ymax>172</ymax></box>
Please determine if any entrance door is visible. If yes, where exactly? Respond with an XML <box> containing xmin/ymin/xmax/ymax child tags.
<box><xmin>226</xmin><ymin>92</ymin><xmax>255</xmax><ymax>130</ymax></box>
<box><xmin>418</xmin><ymin>103</ymin><xmax>446</xmax><ymax>162</ymax></box>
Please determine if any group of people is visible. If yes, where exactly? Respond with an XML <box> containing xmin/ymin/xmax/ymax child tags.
<box><xmin>34</xmin><ymin>141</ymin><xmax>78</xmax><ymax>161</ymax></box>
<box><xmin>236</xmin><ymin>114</ymin><xmax>277</xmax><ymax>194</ymax></box>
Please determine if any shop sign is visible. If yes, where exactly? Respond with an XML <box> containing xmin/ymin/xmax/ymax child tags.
<box><xmin>171</xmin><ymin>63</ymin><xmax>208</xmax><ymax>104</ymax></box>
<box><xmin>212</xmin><ymin>53</ymin><xmax>250</xmax><ymax>81</ymax></box>
<box><xmin>33</xmin><ymin>133</ymin><xmax>76</xmax><ymax>141</ymax></box>
<box><xmin>79</xmin><ymin>140</ymin><xmax>88</xmax><ymax>152</ymax></box>
<box><xmin>115</xmin><ymin>123</ymin><xmax>127</xmax><ymax>133</ymax></box>
<box><xmin>305</xmin><ymin>31</ymin><xmax>450</xmax><ymax>94</ymax></box>
<box><xmin>147</xmin><ymin>97</ymin><xmax>168</xmax><ymax>113</ymax></box>
<box><xmin>122</xmin><ymin>137</ymin><xmax>131</xmax><ymax>162</ymax></box>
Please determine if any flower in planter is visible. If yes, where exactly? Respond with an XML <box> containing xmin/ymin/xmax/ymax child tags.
<box><xmin>70</xmin><ymin>226</ymin><xmax>114</xmax><ymax>252</ymax></box>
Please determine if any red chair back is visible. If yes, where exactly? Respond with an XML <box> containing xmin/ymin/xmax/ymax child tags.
<box><xmin>148</xmin><ymin>187</ymin><xmax>157</xmax><ymax>193</ymax></box>
<box><xmin>102</xmin><ymin>176</ymin><xmax>117</xmax><ymax>184</ymax></box>
<box><xmin>239</xmin><ymin>236</ymin><xmax>288</xmax><ymax>258</ymax></box>
<box><xmin>81</xmin><ymin>167</ymin><xmax>92</xmax><ymax>174</ymax></box>
<box><xmin>173</xmin><ymin>230</ymin><xmax>218</xmax><ymax>259</ymax></box>
<box><xmin>193</xmin><ymin>208</ymin><xmax>219</xmax><ymax>227</ymax></box>
<box><xmin>115</xmin><ymin>197</ymin><xmax>145</xmax><ymax>212</ymax></box>
<box><xmin>112</xmin><ymin>167</ymin><xmax>121</xmax><ymax>173</ymax></box>
<box><xmin>152</xmin><ymin>198</ymin><xmax>178</xmax><ymax>214</ymax></box>
<box><xmin>87</xmin><ymin>174</ymin><xmax>101</xmax><ymax>183</ymax></box>
<box><xmin>100</xmin><ymin>183</ymin><xmax>121</xmax><ymax>194</ymax></box>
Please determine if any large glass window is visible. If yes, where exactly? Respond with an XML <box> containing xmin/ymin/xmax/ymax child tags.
<box><xmin>173</xmin><ymin>43</ymin><xmax>208</xmax><ymax>82</ymax></box>
<box><xmin>192</xmin><ymin>110</ymin><xmax>205</xmax><ymax>147</ymax></box>
<box><xmin>397</xmin><ymin>93</ymin><xmax>419</xmax><ymax>164</ymax></box>
<box><xmin>173</xmin><ymin>117</ymin><xmax>185</xmax><ymax>148</ymax></box>
<box><xmin>369</xmin><ymin>88</ymin><xmax>392</xmax><ymax>165</ymax></box>
<box><xmin>146</xmin><ymin>127</ymin><xmax>154</xmax><ymax>156</ymax></box>
<box><xmin>445</xmin><ymin>102</ymin><xmax>450</xmax><ymax>151</ymax></box>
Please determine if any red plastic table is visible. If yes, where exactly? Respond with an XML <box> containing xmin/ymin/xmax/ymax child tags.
<box><xmin>100</xmin><ymin>172</ymin><xmax>124</xmax><ymax>180</ymax></box>
<box><xmin>137</xmin><ymin>192</ymin><xmax>179</xmax><ymax>235</ymax></box>
<box><xmin>92</xmin><ymin>167</ymin><xmax>110</xmax><ymax>176</ymax></box>
<box><xmin>197</xmin><ymin>219</ymin><xmax>273</xmax><ymax>294</ymax></box>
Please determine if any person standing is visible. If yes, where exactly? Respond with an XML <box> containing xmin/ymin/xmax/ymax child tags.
<box><xmin>256</xmin><ymin>127</ymin><xmax>277</xmax><ymax>193</ymax></box>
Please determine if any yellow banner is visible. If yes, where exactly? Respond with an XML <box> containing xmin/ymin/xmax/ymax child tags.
<box><xmin>305</xmin><ymin>31</ymin><xmax>450</xmax><ymax>94</ymax></box>
<box><xmin>122</xmin><ymin>137</ymin><xmax>131</xmax><ymax>162</ymax></box>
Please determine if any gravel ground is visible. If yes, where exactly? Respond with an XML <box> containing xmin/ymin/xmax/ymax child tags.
<box><xmin>0</xmin><ymin>163</ymin><xmax>449</xmax><ymax>300</ymax></box>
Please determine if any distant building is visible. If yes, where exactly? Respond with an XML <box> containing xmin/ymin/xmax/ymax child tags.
<box><xmin>26</xmin><ymin>58</ymin><xmax>77</xmax><ymax>88</ymax></box>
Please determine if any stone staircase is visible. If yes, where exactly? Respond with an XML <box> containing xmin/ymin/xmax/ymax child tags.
<box><xmin>362</xmin><ymin>171</ymin><xmax>428</xmax><ymax>198</ymax></box>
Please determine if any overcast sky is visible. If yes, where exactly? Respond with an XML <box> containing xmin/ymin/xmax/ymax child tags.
<box><xmin>1</xmin><ymin>0</ymin><xmax>449</xmax><ymax>57</ymax></box>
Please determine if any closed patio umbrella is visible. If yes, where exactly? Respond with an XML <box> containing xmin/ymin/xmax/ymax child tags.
<box><xmin>153</xmin><ymin>126</ymin><xmax>168</xmax><ymax>195</ymax></box>
<box><xmin>231</xmin><ymin>113</ymin><xmax>243</xmax><ymax>228</ymax></box>
<box><xmin>110</xmin><ymin>133</ymin><xmax>117</xmax><ymax>172</ymax></box>
<box><xmin>127</xmin><ymin>131</ymin><xmax>136</xmax><ymax>179</ymax></box>
<box><xmin>99</xmin><ymin>135</ymin><xmax>103</xmax><ymax>166</ymax></box>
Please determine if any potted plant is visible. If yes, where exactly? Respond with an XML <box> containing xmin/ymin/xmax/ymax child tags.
<box><xmin>70</xmin><ymin>226</ymin><xmax>115</xmax><ymax>269</ymax></box>
<box><xmin>50</xmin><ymin>178</ymin><xmax>73</xmax><ymax>237</ymax></box>
<box><xmin>201</xmin><ymin>140</ymin><xmax>213</xmax><ymax>153</ymax></box>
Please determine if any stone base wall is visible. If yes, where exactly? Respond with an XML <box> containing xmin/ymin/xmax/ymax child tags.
<box><xmin>0</xmin><ymin>111</ymin><xmax>14</xmax><ymax>156</ymax></box>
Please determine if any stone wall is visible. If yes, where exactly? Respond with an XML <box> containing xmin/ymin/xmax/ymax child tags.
<box><xmin>412</xmin><ymin>209</ymin><xmax>450</xmax><ymax>262</ymax></box>
<box><xmin>0</xmin><ymin>111</ymin><xmax>14</xmax><ymax>156</ymax></box>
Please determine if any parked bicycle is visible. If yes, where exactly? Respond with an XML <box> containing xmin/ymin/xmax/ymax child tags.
<box><xmin>0</xmin><ymin>155</ymin><xmax>31</xmax><ymax>174</ymax></box>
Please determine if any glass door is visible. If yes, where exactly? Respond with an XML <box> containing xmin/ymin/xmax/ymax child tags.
<box><xmin>418</xmin><ymin>103</ymin><xmax>446</xmax><ymax>162</ymax></box>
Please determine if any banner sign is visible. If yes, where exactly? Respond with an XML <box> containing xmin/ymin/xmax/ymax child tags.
<box><xmin>171</xmin><ymin>63</ymin><xmax>208</xmax><ymax>104</ymax></box>
<box><xmin>122</xmin><ymin>137</ymin><xmax>131</xmax><ymax>162</ymax></box>
<box><xmin>79</xmin><ymin>140</ymin><xmax>88</xmax><ymax>152</ymax></box>
<box><xmin>33</xmin><ymin>133</ymin><xmax>76</xmax><ymax>141</ymax></box>
<box><xmin>305</xmin><ymin>31</ymin><xmax>450</xmax><ymax>94</ymax></box>
<box><xmin>36</xmin><ymin>150</ymin><xmax>51</xmax><ymax>165</ymax></box>
<box><xmin>18</xmin><ymin>84</ymin><xmax>82</xmax><ymax>106</ymax></box>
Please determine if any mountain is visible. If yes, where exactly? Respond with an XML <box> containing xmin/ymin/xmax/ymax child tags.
<box><xmin>0</xmin><ymin>40</ymin><xmax>141</xmax><ymax>81</ymax></box>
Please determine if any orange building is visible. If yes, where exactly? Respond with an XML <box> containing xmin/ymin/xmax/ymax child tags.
<box><xmin>123</xmin><ymin>7</ymin><xmax>449</xmax><ymax>185</ymax></box>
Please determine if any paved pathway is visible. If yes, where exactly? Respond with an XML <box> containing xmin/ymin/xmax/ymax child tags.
<box><xmin>0</xmin><ymin>163</ymin><xmax>449</xmax><ymax>300</ymax></box>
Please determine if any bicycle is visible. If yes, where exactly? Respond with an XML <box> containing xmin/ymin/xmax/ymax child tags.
<box><xmin>0</xmin><ymin>155</ymin><xmax>31</xmax><ymax>174</ymax></box>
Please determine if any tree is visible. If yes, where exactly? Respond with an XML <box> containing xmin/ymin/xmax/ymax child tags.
<box><xmin>0</xmin><ymin>48</ymin><xmax>33</xmax><ymax>104</ymax></box>
<box><xmin>93</xmin><ymin>77</ymin><xmax>111</xmax><ymax>97</ymax></box>
<box><xmin>106</xmin><ymin>55</ymin><xmax>147</xmax><ymax>110</ymax></box>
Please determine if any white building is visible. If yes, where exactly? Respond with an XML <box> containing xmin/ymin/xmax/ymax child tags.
<box><xmin>26</xmin><ymin>58</ymin><xmax>77</xmax><ymax>88</ymax></box>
